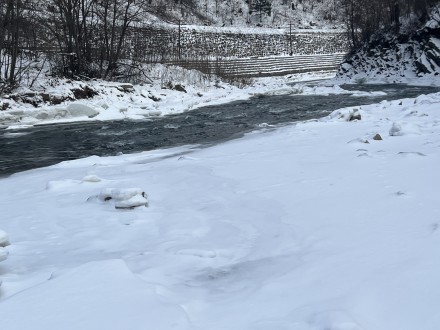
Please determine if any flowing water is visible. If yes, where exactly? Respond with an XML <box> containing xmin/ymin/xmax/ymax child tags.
<box><xmin>1</xmin><ymin>84</ymin><xmax>438</xmax><ymax>176</ymax></box>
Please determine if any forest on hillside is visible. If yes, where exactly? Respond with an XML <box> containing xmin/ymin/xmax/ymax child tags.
<box><xmin>1</xmin><ymin>0</ymin><xmax>439</xmax><ymax>93</ymax></box>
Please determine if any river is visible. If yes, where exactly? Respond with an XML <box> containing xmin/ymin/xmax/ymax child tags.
<box><xmin>1</xmin><ymin>84</ymin><xmax>439</xmax><ymax>176</ymax></box>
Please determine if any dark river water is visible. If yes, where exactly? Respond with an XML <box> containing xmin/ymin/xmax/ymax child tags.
<box><xmin>1</xmin><ymin>84</ymin><xmax>439</xmax><ymax>176</ymax></box>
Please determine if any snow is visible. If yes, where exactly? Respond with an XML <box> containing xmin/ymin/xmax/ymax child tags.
<box><xmin>94</xmin><ymin>187</ymin><xmax>149</xmax><ymax>209</ymax></box>
<box><xmin>0</xmin><ymin>69</ymin><xmax>336</xmax><ymax>128</ymax></box>
<box><xmin>0</xmin><ymin>230</ymin><xmax>9</xmax><ymax>247</ymax></box>
<box><xmin>335</xmin><ymin>9</ymin><xmax>440</xmax><ymax>86</ymax></box>
<box><xmin>0</xmin><ymin>248</ymin><xmax>7</xmax><ymax>263</ymax></box>
<box><xmin>0</xmin><ymin>230</ymin><xmax>9</xmax><ymax>268</ymax></box>
<box><xmin>0</xmin><ymin>231</ymin><xmax>8</xmax><ymax>287</ymax></box>
<box><xmin>177</xmin><ymin>24</ymin><xmax>343</xmax><ymax>35</ymax></box>
<box><xmin>82</xmin><ymin>175</ymin><xmax>102</xmax><ymax>183</ymax></box>
<box><xmin>1</xmin><ymin>82</ymin><xmax>440</xmax><ymax>329</ymax></box>
<box><xmin>333</xmin><ymin>71</ymin><xmax>440</xmax><ymax>86</ymax></box>
<box><xmin>289</xmin><ymin>84</ymin><xmax>388</xmax><ymax>97</ymax></box>
<box><xmin>430</xmin><ymin>37</ymin><xmax>440</xmax><ymax>50</ymax></box>
<box><xmin>0</xmin><ymin>260</ymin><xmax>189</xmax><ymax>329</ymax></box>
<box><xmin>146</xmin><ymin>0</ymin><xmax>344</xmax><ymax>29</ymax></box>
<box><xmin>66</xmin><ymin>103</ymin><xmax>100</xmax><ymax>118</ymax></box>
<box><xmin>389</xmin><ymin>122</ymin><xmax>404</xmax><ymax>136</ymax></box>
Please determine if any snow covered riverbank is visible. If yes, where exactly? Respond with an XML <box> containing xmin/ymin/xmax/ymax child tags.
<box><xmin>2</xmin><ymin>62</ymin><xmax>440</xmax><ymax>130</ymax></box>
<box><xmin>1</xmin><ymin>86</ymin><xmax>440</xmax><ymax>329</ymax></box>
<box><xmin>0</xmin><ymin>70</ymin><xmax>338</xmax><ymax>129</ymax></box>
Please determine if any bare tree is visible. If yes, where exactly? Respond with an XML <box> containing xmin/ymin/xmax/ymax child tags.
<box><xmin>98</xmin><ymin>0</ymin><xmax>143</xmax><ymax>79</ymax></box>
<box><xmin>340</xmin><ymin>0</ymin><xmax>440</xmax><ymax>50</ymax></box>
<box><xmin>39</xmin><ymin>0</ymin><xmax>144</xmax><ymax>79</ymax></box>
<box><xmin>0</xmin><ymin>0</ymin><xmax>40</xmax><ymax>91</ymax></box>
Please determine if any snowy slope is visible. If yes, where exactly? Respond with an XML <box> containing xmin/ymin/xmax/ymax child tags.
<box><xmin>336</xmin><ymin>8</ymin><xmax>440</xmax><ymax>84</ymax></box>
<box><xmin>148</xmin><ymin>0</ymin><xmax>343</xmax><ymax>29</ymax></box>
<box><xmin>1</xmin><ymin>89</ymin><xmax>440</xmax><ymax>329</ymax></box>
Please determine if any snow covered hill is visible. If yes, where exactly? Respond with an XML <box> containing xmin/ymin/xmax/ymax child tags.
<box><xmin>147</xmin><ymin>0</ymin><xmax>343</xmax><ymax>29</ymax></box>
<box><xmin>336</xmin><ymin>7</ymin><xmax>440</xmax><ymax>83</ymax></box>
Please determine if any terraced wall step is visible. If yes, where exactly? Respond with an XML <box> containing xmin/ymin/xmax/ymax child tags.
<box><xmin>166</xmin><ymin>53</ymin><xmax>346</xmax><ymax>78</ymax></box>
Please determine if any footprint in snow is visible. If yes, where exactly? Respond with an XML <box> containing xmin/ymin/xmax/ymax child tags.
<box><xmin>347</xmin><ymin>138</ymin><xmax>370</xmax><ymax>144</ymax></box>
<box><xmin>356</xmin><ymin>149</ymin><xmax>371</xmax><ymax>158</ymax></box>
<box><xmin>397</xmin><ymin>151</ymin><xmax>427</xmax><ymax>157</ymax></box>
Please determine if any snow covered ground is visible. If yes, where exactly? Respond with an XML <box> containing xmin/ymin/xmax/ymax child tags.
<box><xmin>1</xmin><ymin>80</ymin><xmax>440</xmax><ymax>329</ymax></box>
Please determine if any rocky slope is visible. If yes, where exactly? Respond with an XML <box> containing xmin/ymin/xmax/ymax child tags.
<box><xmin>337</xmin><ymin>8</ymin><xmax>440</xmax><ymax>83</ymax></box>
<box><xmin>148</xmin><ymin>0</ymin><xmax>343</xmax><ymax>29</ymax></box>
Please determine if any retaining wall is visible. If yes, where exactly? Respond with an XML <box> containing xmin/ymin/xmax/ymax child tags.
<box><xmin>128</xmin><ymin>26</ymin><xmax>349</xmax><ymax>61</ymax></box>
<box><xmin>126</xmin><ymin>26</ymin><xmax>349</xmax><ymax>77</ymax></box>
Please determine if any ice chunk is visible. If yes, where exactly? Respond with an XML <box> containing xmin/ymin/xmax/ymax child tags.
<box><xmin>328</xmin><ymin>108</ymin><xmax>362</xmax><ymax>121</ymax></box>
<box><xmin>146</xmin><ymin>110</ymin><xmax>162</xmax><ymax>116</ymax></box>
<box><xmin>97</xmin><ymin>188</ymin><xmax>149</xmax><ymax>209</ymax></box>
<box><xmin>82</xmin><ymin>175</ymin><xmax>102</xmax><ymax>183</ymax></box>
<box><xmin>67</xmin><ymin>103</ymin><xmax>99</xmax><ymax>118</ymax></box>
<box><xmin>99</xmin><ymin>188</ymin><xmax>144</xmax><ymax>201</ymax></box>
<box><xmin>115</xmin><ymin>194</ymin><xmax>149</xmax><ymax>209</ymax></box>
<box><xmin>389</xmin><ymin>122</ymin><xmax>403</xmax><ymax>136</ymax></box>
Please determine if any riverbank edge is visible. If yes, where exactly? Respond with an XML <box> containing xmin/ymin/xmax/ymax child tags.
<box><xmin>0</xmin><ymin>70</ymin><xmax>337</xmax><ymax>130</ymax></box>
<box><xmin>2</xmin><ymin>69</ymin><xmax>440</xmax><ymax>130</ymax></box>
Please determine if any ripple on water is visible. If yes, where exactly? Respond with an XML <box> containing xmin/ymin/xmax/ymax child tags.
<box><xmin>3</xmin><ymin>132</ymin><xmax>32</xmax><ymax>138</ymax></box>
<box><xmin>164</xmin><ymin>124</ymin><xmax>180</xmax><ymax>129</ymax></box>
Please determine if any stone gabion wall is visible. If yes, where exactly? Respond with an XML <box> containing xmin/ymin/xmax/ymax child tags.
<box><xmin>127</xmin><ymin>26</ymin><xmax>350</xmax><ymax>62</ymax></box>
